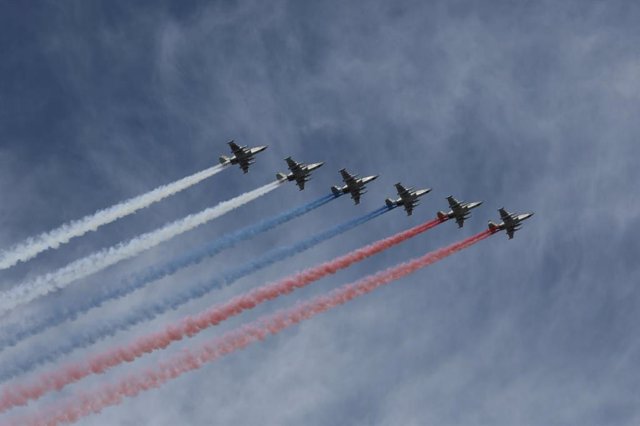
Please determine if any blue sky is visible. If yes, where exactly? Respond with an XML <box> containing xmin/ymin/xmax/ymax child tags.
<box><xmin>0</xmin><ymin>1</ymin><xmax>639</xmax><ymax>425</ymax></box>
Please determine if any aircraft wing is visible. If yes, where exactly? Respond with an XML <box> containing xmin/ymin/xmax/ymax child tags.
<box><xmin>507</xmin><ymin>228</ymin><xmax>515</xmax><ymax>239</ymax></box>
<box><xmin>340</xmin><ymin>169</ymin><xmax>356</xmax><ymax>184</ymax></box>
<box><xmin>228</xmin><ymin>140</ymin><xmax>243</xmax><ymax>155</ymax></box>
<box><xmin>447</xmin><ymin>196</ymin><xmax>461</xmax><ymax>210</ymax></box>
<box><xmin>295</xmin><ymin>177</ymin><xmax>306</xmax><ymax>191</ymax></box>
<box><xmin>238</xmin><ymin>159</ymin><xmax>250</xmax><ymax>173</ymax></box>
<box><xmin>499</xmin><ymin>208</ymin><xmax>511</xmax><ymax>221</ymax></box>
<box><xmin>404</xmin><ymin>202</ymin><xmax>415</xmax><ymax>216</ymax></box>
<box><xmin>350</xmin><ymin>190</ymin><xmax>361</xmax><ymax>205</ymax></box>
<box><xmin>455</xmin><ymin>216</ymin><xmax>465</xmax><ymax>228</ymax></box>
<box><xmin>286</xmin><ymin>157</ymin><xmax>302</xmax><ymax>173</ymax></box>
<box><xmin>395</xmin><ymin>183</ymin><xmax>409</xmax><ymax>196</ymax></box>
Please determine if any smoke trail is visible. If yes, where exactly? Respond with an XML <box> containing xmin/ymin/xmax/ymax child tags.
<box><xmin>0</xmin><ymin>181</ymin><xmax>281</xmax><ymax>317</ymax></box>
<box><xmin>0</xmin><ymin>217</ymin><xmax>443</xmax><ymax>412</ymax></box>
<box><xmin>0</xmin><ymin>206</ymin><xmax>390</xmax><ymax>382</ymax></box>
<box><xmin>0</xmin><ymin>194</ymin><xmax>337</xmax><ymax>353</ymax></box>
<box><xmin>9</xmin><ymin>230</ymin><xmax>493</xmax><ymax>426</ymax></box>
<box><xmin>0</xmin><ymin>165</ymin><xmax>226</xmax><ymax>270</ymax></box>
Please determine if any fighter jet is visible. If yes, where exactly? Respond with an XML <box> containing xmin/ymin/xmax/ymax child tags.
<box><xmin>385</xmin><ymin>182</ymin><xmax>432</xmax><ymax>216</ymax></box>
<box><xmin>218</xmin><ymin>140</ymin><xmax>268</xmax><ymax>173</ymax></box>
<box><xmin>276</xmin><ymin>156</ymin><xmax>324</xmax><ymax>190</ymax></box>
<box><xmin>488</xmin><ymin>208</ymin><xmax>534</xmax><ymax>239</ymax></box>
<box><xmin>331</xmin><ymin>168</ymin><xmax>379</xmax><ymax>204</ymax></box>
<box><xmin>437</xmin><ymin>196</ymin><xmax>483</xmax><ymax>228</ymax></box>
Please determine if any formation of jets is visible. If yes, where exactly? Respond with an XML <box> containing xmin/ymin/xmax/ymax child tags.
<box><xmin>217</xmin><ymin>141</ymin><xmax>534</xmax><ymax>239</ymax></box>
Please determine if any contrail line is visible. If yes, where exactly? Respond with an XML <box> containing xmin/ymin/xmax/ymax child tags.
<box><xmin>7</xmin><ymin>229</ymin><xmax>493</xmax><ymax>425</ymax></box>
<box><xmin>0</xmin><ymin>194</ymin><xmax>337</xmax><ymax>353</ymax></box>
<box><xmin>0</xmin><ymin>164</ymin><xmax>226</xmax><ymax>270</ymax></box>
<box><xmin>0</xmin><ymin>206</ymin><xmax>389</xmax><ymax>382</ymax></box>
<box><xmin>0</xmin><ymin>217</ymin><xmax>444</xmax><ymax>412</ymax></box>
<box><xmin>0</xmin><ymin>181</ymin><xmax>281</xmax><ymax>317</ymax></box>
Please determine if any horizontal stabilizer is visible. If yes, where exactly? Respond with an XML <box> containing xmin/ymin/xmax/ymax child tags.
<box><xmin>488</xmin><ymin>221</ymin><xmax>499</xmax><ymax>231</ymax></box>
<box><xmin>437</xmin><ymin>211</ymin><xmax>447</xmax><ymax>220</ymax></box>
<box><xmin>385</xmin><ymin>198</ymin><xmax>395</xmax><ymax>208</ymax></box>
<box><xmin>331</xmin><ymin>186</ymin><xmax>342</xmax><ymax>196</ymax></box>
<box><xmin>276</xmin><ymin>172</ymin><xmax>288</xmax><ymax>181</ymax></box>
<box><xmin>219</xmin><ymin>156</ymin><xmax>230</xmax><ymax>165</ymax></box>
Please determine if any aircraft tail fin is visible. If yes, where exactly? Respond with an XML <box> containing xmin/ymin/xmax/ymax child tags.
<box><xmin>219</xmin><ymin>156</ymin><xmax>230</xmax><ymax>165</ymax></box>
<box><xmin>276</xmin><ymin>172</ymin><xmax>288</xmax><ymax>182</ymax></box>
<box><xmin>331</xmin><ymin>186</ymin><xmax>341</xmax><ymax>196</ymax></box>
<box><xmin>488</xmin><ymin>221</ymin><xmax>499</xmax><ymax>232</ymax></box>
<box><xmin>385</xmin><ymin>198</ymin><xmax>395</xmax><ymax>209</ymax></box>
<box><xmin>437</xmin><ymin>211</ymin><xmax>447</xmax><ymax>220</ymax></box>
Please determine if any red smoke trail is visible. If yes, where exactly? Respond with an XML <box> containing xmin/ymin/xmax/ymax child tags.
<box><xmin>11</xmin><ymin>229</ymin><xmax>493</xmax><ymax>426</ymax></box>
<box><xmin>0</xmin><ymin>218</ymin><xmax>444</xmax><ymax>413</ymax></box>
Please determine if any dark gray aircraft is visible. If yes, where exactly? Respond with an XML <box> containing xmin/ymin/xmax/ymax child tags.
<box><xmin>331</xmin><ymin>168</ymin><xmax>379</xmax><ymax>204</ymax></box>
<box><xmin>219</xmin><ymin>140</ymin><xmax>268</xmax><ymax>173</ymax></box>
<box><xmin>385</xmin><ymin>183</ymin><xmax>432</xmax><ymax>216</ymax></box>
<box><xmin>488</xmin><ymin>208</ymin><xmax>534</xmax><ymax>239</ymax></box>
<box><xmin>437</xmin><ymin>196</ymin><xmax>483</xmax><ymax>228</ymax></box>
<box><xmin>276</xmin><ymin>157</ymin><xmax>324</xmax><ymax>190</ymax></box>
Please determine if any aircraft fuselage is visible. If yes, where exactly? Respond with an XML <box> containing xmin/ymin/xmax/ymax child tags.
<box><xmin>438</xmin><ymin>201</ymin><xmax>483</xmax><ymax>223</ymax></box>
<box><xmin>334</xmin><ymin>175</ymin><xmax>378</xmax><ymax>194</ymax></box>
<box><xmin>229</xmin><ymin>145</ymin><xmax>267</xmax><ymax>164</ymax></box>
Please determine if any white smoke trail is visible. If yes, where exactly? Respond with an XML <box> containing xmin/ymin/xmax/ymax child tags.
<box><xmin>0</xmin><ymin>181</ymin><xmax>281</xmax><ymax>316</ymax></box>
<box><xmin>0</xmin><ymin>164</ymin><xmax>227</xmax><ymax>270</ymax></box>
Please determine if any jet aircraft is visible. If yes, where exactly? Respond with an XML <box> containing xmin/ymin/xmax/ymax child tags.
<box><xmin>331</xmin><ymin>168</ymin><xmax>379</xmax><ymax>204</ymax></box>
<box><xmin>276</xmin><ymin>157</ymin><xmax>324</xmax><ymax>190</ymax></box>
<box><xmin>437</xmin><ymin>196</ymin><xmax>483</xmax><ymax>228</ymax></box>
<box><xmin>385</xmin><ymin>183</ymin><xmax>432</xmax><ymax>216</ymax></box>
<box><xmin>488</xmin><ymin>208</ymin><xmax>534</xmax><ymax>239</ymax></box>
<box><xmin>219</xmin><ymin>140</ymin><xmax>268</xmax><ymax>173</ymax></box>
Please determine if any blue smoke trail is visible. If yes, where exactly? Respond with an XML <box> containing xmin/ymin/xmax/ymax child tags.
<box><xmin>0</xmin><ymin>194</ymin><xmax>336</xmax><ymax>353</ymax></box>
<box><xmin>0</xmin><ymin>206</ymin><xmax>390</xmax><ymax>382</ymax></box>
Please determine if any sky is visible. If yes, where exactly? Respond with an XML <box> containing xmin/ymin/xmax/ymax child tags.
<box><xmin>0</xmin><ymin>0</ymin><xmax>639</xmax><ymax>425</ymax></box>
